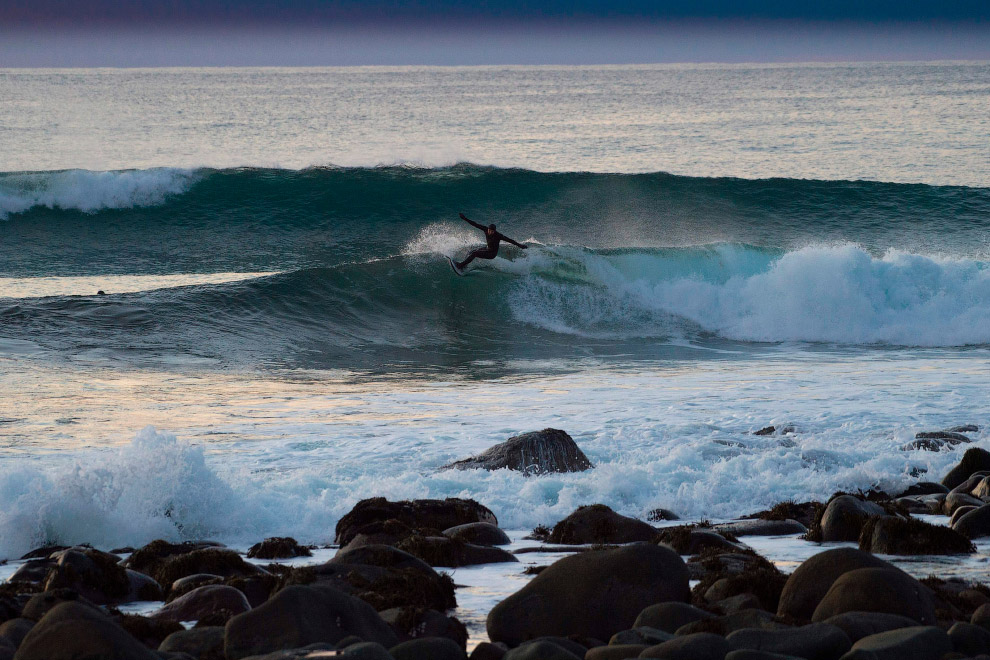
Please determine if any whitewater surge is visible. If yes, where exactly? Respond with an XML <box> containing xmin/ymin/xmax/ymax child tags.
<box><xmin>506</xmin><ymin>244</ymin><xmax>990</xmax><ymax>346</ymax></box>
<box><xmin>0</xmin><ymin>371</ymin><xmax>982</xmax><ymax>561</ymax></box>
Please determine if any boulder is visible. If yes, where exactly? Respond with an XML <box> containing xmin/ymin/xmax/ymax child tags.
<box><xmin>658</xmin><ymin>528</ymin><xmax>741</xmax><ymax>554</ymax></box>
<box><xmin>125</xmin><ymin>541</ymin><xmax>263</xmax><ymax>596</ymax></box>
<box><xmin>633</xmin><ymin>603</ymin><xmax>714</xmax><ymax>634</ymax></box>
<box><xmin>816</xmin><ymin>496</ymin><xmax>887</xmax><ymax>542</ymax></box>
<box><xmin>743</xmin><ymin>502</ymin><xmax>820</xmax><ymax>529</ymax></box>
<box><xmin>331</xmin><ymin>544</ymin><xmax>435</xmax><ymax>573</ymax></box>
<box><xmin>944</xmin><ymin>491</ymin><xmax>984</xmax><ymax>515</ymax></box>
<box><xmin>714</xmin><ymin>520</ymin><xmax>807</xmax><ymax>537</ymax></box>
<box><xmin>811</xmin><ymin>568</ymin><xmax>936</xmax><ymax>624</ymax></box>
<box><xmin>777</xmin><ymin>548</ymin><xmax>900</xmax><ymax>621</ymax></box>
<box><xmin>18</xmin><ymin>546</ymin><xmax>68</xmax><ymax>561</ymax></box>
<box><xmin>676</xmin><ymin>609</ymin><xmax>788</xmax><ymax>636</ymax></box>
<box><xmin>609</xmin><ymin>628</ymin><xmax>673</xmax><ymax>646</ymax></box>
<box><xmin>470</xmin><ymin>642</ymin><xmax>508</xmax><ymax>660</ymax></box>
<box><xmin>585</xmin><ymin>646</ymin><xmax>648</xmax><ymax>660</ymax></box>
<box><xmin>717</xmin><ymin>594</ymin><xmax>764</xmax><ymax>614</ymax></box>
<box><xmin>152</xmin><ymin>584</ymin><xmax>250</xmax><ymax>622</ymax></box>
<box><xmin>246</xmin><ymin>537</ymin><xmax>311</xmax><ymax>560</ymax></box>
<box><xmin>902</xmin><ymin>431</ymin><xmax>972</xmax><ymax>451</ymax></box>
<box><xmin>942</xmin><ymin>448</ymin><xmax>990</xmax><ymax>490</ymax></box>
<box><xmin>893</xmin><ymin>497</ymin><xmax>930</xmax><ymax>515</ymax></box>
<box><xmin>546</xmin><ymin>505</ymin><xmax>658</xmax><ymax>544</ymax></box>
<box><xmin>158</xmin><ymin>626</ymin><xmax>225</xmax><ymax>659</ymax></box>
<box><xmin>502</xmin><ymin>640</ymin><xmax>581</xmax><ymax>660</ymax></box>
<box><xmin>225</xmin><ymin>573</ymin><xmax>278</xmax><ymax>609</ymax></box>
<box><xmin>42</xmin><ymin>548</ymin><xmax>131</xmax><ymax>605</ymax></box>
<box><xmin>953</xmin><ymin>504</ymin><xmax>990</xmax><ymax>539</ymax></box>
<box><xmin>443</xmin><ymin>523</ymin><xmax>511</xmax><ymax>546</ymax></box>
<box><xmin>725</xmin><ymin>652</ymin><xmax>805</xmax><ymax>660</ymax></box>
<box><xmin>20</xmin><ymin>590</ymin><xmax>99</xmax><ymax>622</ymax></box>
<box><xmin>114</xmin><ymin>612</ymin><xmax>182</xmax><ymax>648</ymax></box>
<box><xmin>917</xmin><ymin>430</ymin><xmax>972</xmax><ymax>443</ymax></box>
<box><xmin>688</xmin><ymin>552</ymin><xmax>767</xmax><ymax>583</ymax></box>
<box><xmin>13</xmin><ymin>601</ymin><xmax>158</xmax><ymax>660</ymax></box>
<box><xmin>125</xmin><ymin>569</ymin><xmax>164</xmax><ymax>602</ymax></box>
<box><xmin>970</xmin><ymin>475</ymin><xmax>990</xmax><ymax>499</ymax></box>
<box><xmin>389</xmin><ymin>636</ymin><xmax>466</xmax><ymax>660</ymax></box>
<box><xmin>441</xmin><ymin>429</ymin><xmax>593</xmax><ymax>476</ymax></box>
<box><xmin>697</xmin><ymin>558</ymin><xmax>788</xmax><ymax>613</ymax></box>
<box><xmin>858</xmin><ymin>515</ymin><xmax>974</xmax><ymax>554</ymax></box>
<box><xmin>335</xmin><ymin>498</ymin><xmax>497</xmax><ymax>546</ymax></box>
<box><xmin>949</xmin><ymin>505</ymin><xmax>978</xmax><ymax>526</ymax></box>
<box><xmin>338</xmin><ymin>642</ymin><xmax>394</xmax><ymax>659</ymax></box>
<box><xmin>395</xmin><ymin>535</ymin><xmax>518</xmax><ymax>567</ymax></box>
<box><xmin>168</xmin><ymin>574</ymin><xmax>224</xmax><ymax>601</ymax></box>
<box><xmin>896</xmin><ymin>483</ymin><xmax>948</xmax><ymax>497</ymax></box>
<box><xmin>0</xmin><ymin>597</ymin><xmax>19</xmax><ymax>627</ymax></box>
<box><xmin>487</xmin><ymin>544</ymin><xmax>689</xmax><ymax>645</ymax></box>
<box><xmin>229</xmin><ymin>645</ymin><xmax>338</xmax><ymax>660</ymax></box>
<box><xmin>302</xmin><ymin>552</ymin><xmax>456</xmax><ymax>612</ymax></box>
<box><xmin>822</xmin><ymin>612</ymin><xmax>917</xmax><ymax>643</ymax></box>
<box><xmin>0</xmin><ymin>619</ymin><xmax>33</xmax><ymax>649</ymax></box>
<box><xmin>948</xmin><ymin>621</ymin><xmax>990</xmax><ymax>656</ymax></box>
<box><xmin>648</xmin><ymin>509</ymin><xmax>680</xmax><ymax>522</ymax></box>
<box><xmin>223</xmin><ymin>585</ymin><xmax>398</xmax><ymax>660</ymax></box>
<box><xmin>917</xmin><ymin>493</ymin><xmax>947</xmax><ymax>514</ymax></box>
<box><xmin>726</xmin><ymin>623</ymin><xmax>852</xmax><ymax>660</ymax></box>
<box><xmin>378</xmin><ymin>608</ymin><xmax>467</xmax><ymax>648</ymax></box>
<box><xmin>638</xmin><ymin>632</ymin><xmax>732</xmax><ymax>659</ymax></box>
<box><xmin>6</xmin><ymin>560</ymin><xmax>52</xmax><ymax>586</ymax></box>
<box><xmin>840</xmin><ymin>626</ymin><xmax>951</xmax><ymax>660</ymax></box>
<box><xmin>972</xmin><ymin>602</ymin><xmax>990</xmax><ymax>629</ymax></box>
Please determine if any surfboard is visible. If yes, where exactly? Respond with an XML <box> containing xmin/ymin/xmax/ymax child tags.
<box><xmin>446</xmin><ymin>256</ymin><xmax>465</xmax><ymax>276</ymax></box>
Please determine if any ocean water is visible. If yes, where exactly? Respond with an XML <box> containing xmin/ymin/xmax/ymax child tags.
<box><xmin>1</xmin><ymin>63</ymin><xmax>989</xmax><ymax>562</ymax></box>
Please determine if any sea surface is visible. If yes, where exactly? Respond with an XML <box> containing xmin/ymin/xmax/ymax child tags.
<box><xmin>1</xmin><ymin>62</ymin><xmax>989</xmax><ymax>569</ymax></box>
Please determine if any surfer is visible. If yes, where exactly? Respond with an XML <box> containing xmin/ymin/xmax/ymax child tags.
<box><xmin>454</xmin><ymin>212</ymin><xmax>527</xmax><ymax>270</ymax></box>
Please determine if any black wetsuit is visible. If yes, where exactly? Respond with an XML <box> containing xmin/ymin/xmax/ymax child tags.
<box><xmin>456</xmin><ymin>214</ymin><xmax>526</xmax><ymax>269</ymax></box>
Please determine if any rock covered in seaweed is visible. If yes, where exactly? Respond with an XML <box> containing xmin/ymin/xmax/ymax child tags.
<box><xmin>247</xmin><ymin>537</ymin><xmax>312</xmax><ymax>560</ymax></box>
<box><xmin>441</xmin><ymin>429</ymin><xmax>593</xmax><ymax>476</ymax></box>
<box><xmin>335</xmin><ymin>498</ymin><xmax>497</xmax><ymax>546</ymax></box>
<box><xmin>858</xmin><ymin>515</ymin><xmax>975</xmax><ymax>555</ymax></box>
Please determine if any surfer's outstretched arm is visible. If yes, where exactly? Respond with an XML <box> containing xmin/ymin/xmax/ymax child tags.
<box><xmin>500</xmin><ymin>234</ymin><xmax>528</xmax><ymax>249</ymax></box>
<box><xmin>459</xmin><ymin>212</ymin><xmax>486</xmax><ymax>230</ymax></box>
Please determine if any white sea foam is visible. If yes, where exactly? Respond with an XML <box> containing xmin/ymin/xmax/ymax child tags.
<box><xmin>0</xmin><ymin>354</ymin><xmax>984</xmax><ymax>560</ymax></box>
<box><xmin>503</xmin><ymin>244</ymin><xmax>990</xmax><ymax>346</ymax></box>
<box><xmin>0</xmin><ymin>168</ymin><xmax>198</xmax><ymax>219</ymax></box>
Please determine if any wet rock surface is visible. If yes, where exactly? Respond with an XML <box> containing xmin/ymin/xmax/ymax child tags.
<box><xmin>441</xmin><ymin>429</ymin><xmax>593</xmax><ymax>476</ymax></box>
<box><xmin>546</xmin><ymin>505</ymin><xmax>658</xmax><ymax>544</ymax></box>
<box><xmin>487</xmin><ymin>544</ymin><xmax>689</xmax><ymax>645</ymax></box>
<box><xmin>335</xmin><ymin>498</ymin><xmax>498</xmax><ymax>546</ymax></box>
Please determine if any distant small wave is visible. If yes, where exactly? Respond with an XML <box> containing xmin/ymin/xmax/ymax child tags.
<box><xmin>0</xmin><ymin>168</ymin><xmax>198</xmax><ymax>219</ymax></box>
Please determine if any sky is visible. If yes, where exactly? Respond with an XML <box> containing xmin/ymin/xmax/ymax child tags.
<box><xmin>0</xmin><ymin>0</ymin><xmax>988</xmax><ymax>66</ymax></box>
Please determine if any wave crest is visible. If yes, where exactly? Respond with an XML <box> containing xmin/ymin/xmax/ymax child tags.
<box><xmin>0</xmin><ymin>168</ymin><xmax>198</xmax><ymax>219</ymax></box>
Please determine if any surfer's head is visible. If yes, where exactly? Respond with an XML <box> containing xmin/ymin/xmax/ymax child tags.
<box><xmin>488</xmin><ymin>223</ymin><xmax>496</xmax><ymax>232</ymax></box>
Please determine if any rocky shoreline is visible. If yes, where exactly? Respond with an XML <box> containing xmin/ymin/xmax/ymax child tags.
<box><xmin>4</xmin><ymin>429</ymin><xmax>990</xmax><ymax>660</ymax></box>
